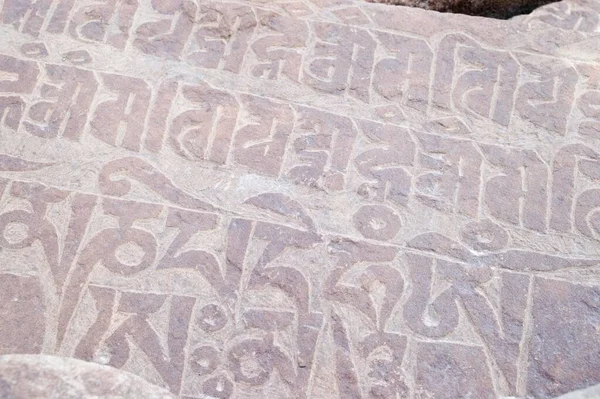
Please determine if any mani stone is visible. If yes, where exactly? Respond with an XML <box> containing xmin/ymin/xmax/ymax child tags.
<box><xmin>0</xmin><ymin>0</ymin><xmax>599</xmax><ymax>398</ymax></box>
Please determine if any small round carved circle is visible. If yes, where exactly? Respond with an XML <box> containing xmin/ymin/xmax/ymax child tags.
<box><xmin>114</xmin><ymin>242</ymin><xmax>147</xmax><ymax>267</ymax></box>
<box><xmin>102</xmin><ymin>229</ymin><xmax>157</xmax><ymax>275</ymax></box>
<box><xmin>0</xmin><ymin>212</ymin><xmax>37</xmax><ymax>249</ymax></box>
<box><xmin>228</xmin><ymin>339</ymin><xmax>273</xmax><ymax>385</ymax></box>
<box><xmin>2</xmin><ymin>222</ymin><xmax>30</xmax><ymax>246</ymax></box>
<box><xmin>197</xmin><ymin>304</ymin><xmax>228</xmax><ymax>332</ymax></box>
<box><xmin>202</xmin><ymin>374</ymin><xmax>233</xmax><ymax>399</ymax></box>
<box><xmin>189</xmin><ymin>346</ymin><xmax>220</xmax><ymax>376</ymax></box>
<box><xmin>460</xmin><ymin>220</ymin><xmax>509</xmax><ymax>251</ymax></box>
<box><xmin>353</xmin><ymin>205</ymin><xmax>402</xmax><ymax>241</ymax></box>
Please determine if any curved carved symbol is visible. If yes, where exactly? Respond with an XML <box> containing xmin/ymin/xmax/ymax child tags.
<box><xmin>0</xmin><ymin>182</ymin><xmax>93</xmax><ymax>292</ymax></box>
<box><xmin>99</xmin><ymin>156</ymin><xmax>215</xmax><ymax>211</ymax></box>
<box><xmin>244</xmin><ymin>192</ymin><xmax>315</xmax><ymax>229</ymax></box>
<box><xmin>515</xmin><ymin>55</ymin><xmax>578</xmax><ymax>136</ymax></box>
<box><xmin>432</xmin><ymin>33</ymin><xmax>518</xmax><ymax>127</ymax></box>
<box><xmin>134</xmin><ymin>0</ymin><xmax>197</xmax><ymax>59</ymax></box>
<box><xmin>189</xmin><ymin>345</ymin><xmax>220</xmax><ymax>377</ymax></box>
<box><xmin>303</xmin><ymin>22</ymin><xmax>375</xmax><ymax>102</ymax></box>
<box><xmin>233</xmin><ymin>95</ymin><xmax>293</xmax><ymax>177</ymax></box>
<box><xmin>227</xmin><ymin>334</ymin><xmax>294</xmax><ymax>386</ymax></box>
<box><xmin>189</xmin><ymin>332</ymin><xmax>294</xmax><ymax>398</ymax></box>
<box><xmin>62</xmin><ymin>50</ymin><xmax>92</xmax><ymax>65</ymax></box>
<box><xmin>54</xmin><ymin>157</ymin><xmax>220</xmax><ymax>355</ymax></box>
<box><xmin>186</xmin><ymin>2</ymin><xmax>257</xmax><ymax>73</ymax></box>
<box><xmin>0</xmin><ymin>55</ymin><xmax>39</xmax><ymax>93</ymax></box>
<box><xmin>575</xmin><ymin>189</ymin><xmax>600</xmax><ymax>240</ymax></box>
<box><xmin>219</xmin><ymin>193</ymin><xmax>322</xmax><ymax>398</ymax></box>
<box><xmin>56</xmin><ymin>199</ymin><xmax>161</xmax><ymax>348</ymax></box>
<box><xmin>20</xmin><ymin>42</ymin><xmax>48</xmax><ymax>58</ymax></box>
<box><xmin>75</xmin><ymin>288</ymin><xmax>195</xmax><ymax>394</ymax></box>
<box><xmin>405</xmin><ymin>232</ymin><xmax>522</xmax><ymax>392</ymax></box>
<box><xmin>0</xmin><ymin>181</ymin><xmax>97</xmax><ymax>357</ymax></box>
<box><xmin>0</xmin><ymin>54</ymin><xmax>39</xmax><ymax>131</ymax></box>
<box><xmin>577</xmin><ymin>90</ymin><xmax>600</xmax><ymax>139</ymax></box>
<box><xmin>405</xmin><ymin>227</ymin><xmax>600</xmax><ymax>394</ymax></box>
<box><xmin>354</xmin><ymin>121</ymin><xmax>415</xmax><ymax>207</ymax></box>
<box><xmin>89</xmin><ymin>73</ymin><xmax>150</xmax><ymax>150</ymax></box>
<box><xmin>2</xmin><ymin>0</ymin><xmax>74</xmax><ymax>37</ymax></box>
<box><xmin>0</xmin><ymin>155</ymin><xmax>54</xmax><ymax>171</ymax></box>
<box><xmin>551</xmin><ymin>144</ymin><xmax>600</xmax><ymax>239</ymax></box>
<box><xmin>68</xmin><ymin>0</ymin><xmax>137</xmax><ymax>49</ymax></box>
<box><xmin>481</xmin><ymin>144</ymin><xmax>548</xmax><ymax>232</ymax></box>
<box><xmin>155</xmin><ymin>208</ymin><xmax>222</xmax><ymax>289</ymax></box>
<box><xmin>326</xmin><ymin>239</ymin><xmax>408</xmax><ymax>398</ymax></box>
<box><xmin>288</xmin><ymin>107</ymin><xmax>357</xmax><ymax>191</ymax></box>
<box><xmin>424</xmin><ymin>116</ymin><xmax>472</xmax><ymax>136</ymax></box>
<box><xmin>196</xmin><ymin>304</ymin><xmax>228</xmax><ymax>333</ymax></box>
<box><xmin>460</xmin><ymin>219</ymin><xmax>509</xmax><ymax>251</ymax></box>
<box><xmin>415</xmin><ymin>133</ymin><xmax>482</xmax><ymax>217</ymax></box>
<box><xmin>24</xmin><ymin>64</ymin><xmax>97</xmax><ymax>141</ymax></box>
<box><xmin>250</xmin><ymin>11</ymin><xmax>308</xmax><ymax>82</ymax></box>
<box><xmin>372</xmin><ymin>31</ymin><xmax>432</xmax><ymax>107</ymax></box>
<box><xmin>202</xmin><ymin>374</ymin><xmax>233</xmax><ymax>399</ymax></box>
<box><xmin>531</xmin><ymin>2</ymin><xmax>600</xmax><ymax>32</ymax></box>
<box><xmin>353</xmin><ymin>205</ymin><xmax>402</xmax><ymax>241</ymax></box>
<box><xmin>326</xmin><ymin>239</ymin><xmax>401</xmax><ymax>330</ymax></box>
<box><xmin>170</xmin><ymin>83</ymin><xmax>239</xmax><ymax>164</ymax></box>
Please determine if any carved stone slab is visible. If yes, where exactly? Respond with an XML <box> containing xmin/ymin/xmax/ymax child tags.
<box><xmin>0</xmin><ymin>0</ymin><xmax>598</xmax><ymax>398</ymax></box>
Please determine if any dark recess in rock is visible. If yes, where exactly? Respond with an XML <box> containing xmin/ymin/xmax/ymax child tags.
<box><xmin>368</xmin><ymin>0</ymin><xmax>559</xmax><ymax>19</ymax></box>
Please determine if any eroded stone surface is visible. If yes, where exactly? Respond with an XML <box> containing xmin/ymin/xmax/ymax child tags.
<box><xmin>0</xmin><ymin>0</ymin><xmax>598</xmax><ymax>398</ymax></box>
<box><xmin>0</xmin><ymin>355</ymin><xmax>176</xmax><ymax>398</ymax></box>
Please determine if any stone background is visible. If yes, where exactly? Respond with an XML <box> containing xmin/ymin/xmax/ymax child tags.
<box><xmin>0</xmin><ymin>0</ymin><xmax>599</xmax><ymax>397</ymax></box>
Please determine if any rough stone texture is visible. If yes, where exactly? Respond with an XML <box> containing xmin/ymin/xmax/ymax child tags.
<box><xmin>368</xmin><ymin>0</ymin><xmax>557</xmax><ymax>19</ymax></box>
<box><xmin>0</xmin><ymin>355</ymin><xmax>176</xmax><ymax>398</ymax></box>
<box><xmin>0</xmin><ymin>0</ymin><xmax>598</xmax><ymax>398</ymax></box>
<box><xmin>556</xmin><ymin>384</ymin><xmax>600</xmax><ymax>399</ymax></box>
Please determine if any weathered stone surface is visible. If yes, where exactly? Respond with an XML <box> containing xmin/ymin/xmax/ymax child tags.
<box><xmin>0</xmin><ymin>274</ymin><xmax>45</xmax><ymax>355</ymax></box>
<box><xmin>0</xmin><ymin>355</ymin><xmax>176</xmax><ymax>398</ymax></box>
<box><xmin>415</xmin><ymin>342</ymin><xmax>495</xmax><ymax>398</ymax></box>
<box><xmin>0</xmin><ymin>0</ymin><xmax>598</xmax><ymax>398</ymax></box>
<box><xmin>556</xmin><ymin>384</ymin><xmax>600</xmax><ymax>399</ymax></box>
<box><xmin>528</xmin><ymin>279</ymin><xmax>600</xmax><ymax>398</ymax></box>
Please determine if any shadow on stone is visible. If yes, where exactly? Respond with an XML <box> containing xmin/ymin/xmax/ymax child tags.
<box><xmin>368</xmin><ymin>0</ymin><xmax>560</xmax><ymax>19</ymax></box>
<box><xmin>0</xmin><ymin>355</ymin><xmax>176</xmax><ymax>399</ymax></box>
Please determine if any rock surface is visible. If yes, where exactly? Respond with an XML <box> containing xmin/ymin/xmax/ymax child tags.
<box><xmin>0</xmin><ymin>0</ymin><xmax>598</xmax><ymax>398</ymax></box>
<box><xmin>556</xmin><ymin>384</ymin><xmax>600</xmax><ymax>399</ymax></box>
<box><xmin>368</xmin><ymin>0</ymin><xmax>557</xmax><ymax>19</ymax></box>
<box><xmin>0</xmin><ymin>355</ymin><xmax>176</xmax><ymax>399</ymax></box>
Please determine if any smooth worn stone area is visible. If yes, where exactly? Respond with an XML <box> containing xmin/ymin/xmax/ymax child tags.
<box><xmin>0</xmin><ymin>0</ymin><xmax>598</xmax><ymax>398</ymax></box>
<box><xmin>556</xmin><ymin>384</ymin><xmax>600</xmax><ymax>399</ymax></box>
<box><xmin>0</xmin><ymin>355</ymin><xmax>175</xmax><ymax>398</ymax></box>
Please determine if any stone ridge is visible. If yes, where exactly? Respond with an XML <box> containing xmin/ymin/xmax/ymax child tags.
<box><xmin>0</xmin><ymin>354</ymin><xmax>177</xmax><ymax>399</ymax></box>
<box><xmin>0</xmin><ymin>0</ymin><xmax>598</xmax><ymax>398</ymax></box>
